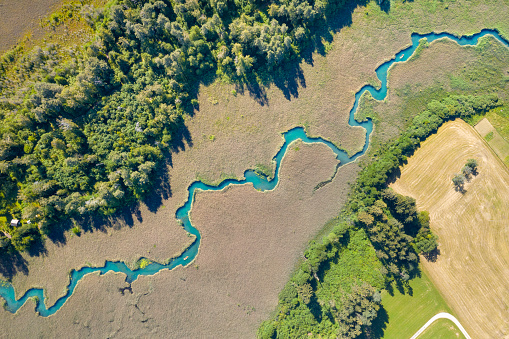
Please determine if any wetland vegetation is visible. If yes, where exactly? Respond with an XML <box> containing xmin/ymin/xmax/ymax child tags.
<box><xmin>258</xmin><ymin>93</ymin><xmax>500</xmax><ymax>338</ymax></box>
<box><xmin>1</xmin><ymin>0</ymin><xmax>509</xmax><ymax>337</ymax></box>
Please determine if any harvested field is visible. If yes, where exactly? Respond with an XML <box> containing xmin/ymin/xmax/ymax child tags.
<box><xmin>0</xmin><ymin>141</ymin><xmax>361</xmax><ymax>338</ymax></box>
<box><xmin>1</xmin><ymin>0</ymin><xmax>509</xmax><ymax>336</ymax></box>
<box><xmin>391</xmin><ymin>119</ymin><xmax>509</xmax><ymax>338</ymax></box>
<box><xmin>3</xmin><ymin>0</ymin><xmax>509</xmax><ymax>294</ymax></box>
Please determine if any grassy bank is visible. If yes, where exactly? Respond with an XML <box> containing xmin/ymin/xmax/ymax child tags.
<box><xmin>418</xmin><ymin>318</ymin><xmax>466</xmax><ymax>339</ymax></box>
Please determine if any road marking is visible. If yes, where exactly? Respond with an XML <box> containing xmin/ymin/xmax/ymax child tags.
<box><xmin>410</xmin><ymin>312</ymin><xmax>471</xmax><ymax>339</ymax></box>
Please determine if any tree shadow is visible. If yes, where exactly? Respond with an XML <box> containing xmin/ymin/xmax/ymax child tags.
<box><xmin>231</xmin><ymin>0</ymin><xmax>373</xmax><ymax>104</ymax></box>
<box><xmin>379</xmin><ymin>0</ymin><xmax>391</xmax><ymax>13</ymax></box>
<box><xmin>0</xmin><ymin>251</ymin><xmax>28</xmax><ymax>280</ymax></box>
<box><xmin>423</xmin><ymin>248</ymin><xmax>441</xmax><ymax>262</ymax></box>
<box><xmin>42</xmin><ymin>114</ymin><xmax>193</xmax><ymax>247</ymax></box>
<box><xmin>386</xmin><ymin>166</ymin><xmax>402</xmax><ymax>185</ymax></box>
<box><xmin>169</xmin><ymin>117</ymin><xmax>193</xmax><ymax>154</ymax></box>
<box><xmin>26</xmin><ymin>237</ymin><xmax>48</xmax><ymax>257</ymax></box>
<box><xmin>307</xmin><ymin>294</ymin><xmax>323</xmax><ymax>323</ymax></box>
<box><xmin>10</xmin><ymin>0</ymin><xmax>392</xmax><ymax>272</ymax></box>
<box><xmin>368</xmin><ymin>305</ymin><xmax>389</xmax><ymax>339</ymax></box>
<box><xmin>453</xmin><ymin>185</ymin><xmax>466</xmax><ymax>194</ymax></box>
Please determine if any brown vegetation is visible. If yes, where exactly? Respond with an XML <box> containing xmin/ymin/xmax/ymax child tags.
<box><xmin>0</xmin><ymin>0</ymin><xmax>63</xmax><ymax>52</ymax></box>
<box><xmin>2</xmin><ymin>0</ymin><xmax>509</xmax><ymax>336</ymax></box>
<box><xmin>0</xmin><ymin>141</ymin><xmax>360</xmax><ymax>337</ymax></box>
<box><xmin>391</xmin><ymin>120</ymin><xmax>509</xmax><ymax>338</ymax></box>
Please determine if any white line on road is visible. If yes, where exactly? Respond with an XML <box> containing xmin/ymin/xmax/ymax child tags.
<box><xmin>410</xmin><ymin>312</ymin><xmax>471</xmax><ymax>339</ymax></box>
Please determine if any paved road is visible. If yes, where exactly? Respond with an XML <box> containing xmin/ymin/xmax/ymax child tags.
<box><xmin>410</xmin><ymin>312</ymin><xmax>471</xmax><ymax>339</ymax></box>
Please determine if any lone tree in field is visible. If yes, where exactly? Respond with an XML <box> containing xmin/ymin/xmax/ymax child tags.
<box><xmin>452</xmin><ymin>173</ymin><xmax>466</xmax><ymax>191</ymax></box>
<box><xmin>465</xmin><ymin>158</ymin><xmax>478</xmax><ymax>174</ymax></box>
<box><xmin>462</xmin><ymin>165</ymin><xmax>473</xmax><ymax>178</ymax></box>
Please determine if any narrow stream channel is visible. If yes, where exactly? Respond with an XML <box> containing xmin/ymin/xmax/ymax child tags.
<box><xmin>1</xmin><ymin>29</ymin><xmax>508</xmax><ymax>316</ymax></box>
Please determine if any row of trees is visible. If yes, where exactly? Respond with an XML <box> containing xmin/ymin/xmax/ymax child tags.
<box><xmin>258</xmin><ymin>93</ymin><xmax>501</xmax><ymax>338</ymax></box>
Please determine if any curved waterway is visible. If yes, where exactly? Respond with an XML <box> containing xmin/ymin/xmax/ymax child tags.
<box><xmin>1</xmin><ymin>29</ymin><xmax>508</xmax><ymax>316</ymax></box>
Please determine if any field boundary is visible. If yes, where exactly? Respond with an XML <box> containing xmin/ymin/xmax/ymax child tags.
<box><xmin>474</xmin><ymin>118</ymin><xmax>509</xmax><ymax>168</ymax></box>
<box><xmin>409</xmin><ymin>312</ymin><xmax>471</xmax><ymax>339</ymax></box>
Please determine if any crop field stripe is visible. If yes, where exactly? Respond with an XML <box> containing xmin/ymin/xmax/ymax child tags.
<box><xmin>391</xmin><ymin>120</ymin><xmax>509</xmax><ymax>337</ymax></box>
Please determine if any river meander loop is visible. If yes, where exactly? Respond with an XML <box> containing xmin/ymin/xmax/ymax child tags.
<box><xmin>1</xmin><ymin>29</ymin><xmax>508</xmax><ymax>316</ymax></box>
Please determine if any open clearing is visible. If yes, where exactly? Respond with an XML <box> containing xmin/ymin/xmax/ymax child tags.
<box><xmin>475</xmin><ymin>118</ymin><xmax>509</xmax><ymax>166</ymax></box>
<box><xmin>378</xmin><ymin>270</ymin><xmax>455</xmax><ymax>339</ymax></box>
<box><xmin>391</xmin><ymin>119</ymin><xmax>509</xmax><ymax>338</ymax></box>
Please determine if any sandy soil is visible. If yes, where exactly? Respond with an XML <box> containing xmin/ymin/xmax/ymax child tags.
<box><xmin>0</xmin><ymin>141</ymin><xmax>361</xmax><ymax>338</ymax></box>
<box><xmin>391</xmin><ymin>120</ymin><xmax>509</xmax><ymax>338</ymax></box>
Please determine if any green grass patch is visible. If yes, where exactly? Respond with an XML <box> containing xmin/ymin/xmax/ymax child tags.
<box><xmin>463</xmin><ymin>113</ymin><xmax>485</xmax><ymax>126</ymax></box>
<box><xmin>418</xmin><ymin>318</ymin><xmax>466</xmax><ymax>339</ymax></box>
<box><xmin>484</xmin><ymin>131</ymin><xmax>494</xmax><ymax>142</ymax></box>
<box><xmin>408</xmin><ymin>38</ymin><xmax>429</xmax><ymax>62</ymax></box>
<box><xmin>377</xmin><ymin>270</ymin><xmax>455</xmax><ymax>339</ymax></box>
<box><xmin>136</xmin><ymin>258</ymin><xmax>151</xmax><ymax>269</ymax></box>
<box><xmin>486</xmin><ymin>105</ymin><xmax>509</xmax><ymax>141</ymax></box>
<box><xmin>254</xmin><ymin>163</ymin><xmax>273</xmax><ymax>178</ymax></box>
<box><xmin>317</xmin><ymin>229</ymin><xmax>386</xmax><ymax>298</ymax></box>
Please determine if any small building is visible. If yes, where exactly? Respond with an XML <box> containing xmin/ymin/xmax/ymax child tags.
<box><xmin>10</xmin><ymin>219</ymin><xmax>20</xmax><ymax>227</ymax></box>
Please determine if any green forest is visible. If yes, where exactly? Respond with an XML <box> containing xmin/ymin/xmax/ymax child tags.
<box><xmin>0</xmin><ymin>0</ymin><xmax>361</xmax><ymax>254</ymax></box>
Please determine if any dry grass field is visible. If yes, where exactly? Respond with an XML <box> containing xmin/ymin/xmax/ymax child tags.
<box><xmin>0</xmin><ymin>0</ymin><xmax>63</xmax><ymax>52</ymax></box>
<box><xmin>0</xmin><ymin>0</ymin><xmax>109</xmax><ymax>53</ymax></box>
<box><xmin>391</xmin><ymin>120</ymin><xmax>509</xmax><ymax>338</ymax></box>
<box><xmin>476</xmin><ymin>117</ymin><xmax>509</xmax><ymax>167</ymax></box>
<box><xmin>0</xmin><ymin>142</ymin><xmax>361</xmax><ymax>338</ymax></box>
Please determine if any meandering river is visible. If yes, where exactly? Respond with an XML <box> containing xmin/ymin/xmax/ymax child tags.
<box><xmin>1</xmin><ymin>29</ymin><xmax>508</xmax><ymax>316</ymax></box>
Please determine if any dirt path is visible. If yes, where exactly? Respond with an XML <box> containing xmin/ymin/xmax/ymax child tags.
<box><xmin>410</xmin><ymin>312</ymin><xmax>471</xmax><ymax>339</ymax></box>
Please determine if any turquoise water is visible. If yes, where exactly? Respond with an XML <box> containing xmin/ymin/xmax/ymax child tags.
<box><xmin>1</xmin><ymin>29</ymin><xmax>508</xmax><ymax>316</ymax></box>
